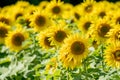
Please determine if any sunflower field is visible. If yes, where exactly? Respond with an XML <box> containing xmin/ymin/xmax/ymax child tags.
<box><xmin>1</xmin><ymin>0</ymin><xmax>120</xmax><ymax>80</ymax></box>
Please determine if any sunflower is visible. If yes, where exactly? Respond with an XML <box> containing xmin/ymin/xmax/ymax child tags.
<box><xmin>38</xmin><ymin>1</ymin><xmax>49</xmax><ymax>10</ymax></box>
<box><xmin>104</xmin><ymin>42</ymin><xmax>120</xmax><ymax>68</ymax></box>
<box><xmin>11</xmin><ymin>7</ymin><xmax>25</xmax><ymax>22</ymax></box>
<box><xmin>111</xmin><ymin>10</ymin><xmax>120</xmax><ymax>25</ymax></box>
<box><xmin>77</xmin><ymin>14</ymin><xmax>96</xmax><ymax>38</ymax></box>
<box><xmin>5</xmin><ymin>27</ymin><xmax>29</xmax><ymax>52</ymax></box>
<box><xmin>0</xmin><ymin>22</ymin><xmax>10</xmax><ymax>44</ymax></box>
<box><xmin>64</xmin><ymin>3</ymin><xmax>73</xmax><ymax>12</ymax></box>
<box><xmin>61</xmin><ymin>3</ymin><xmax>73</xmax><ymax>20</ymax></box>
<box><xmin>80</xmin><ymin>0</ymin><xmax>97</xmax><ymax>15</ymax></box>
<box><xmin>15</xmin><ymin>1</ymin><xmax>30</xmax><ymax>9</ymax></box>
<box><xmin>46</xmin><ymin>0</ymin><xmax>64</xmax><ymax>18</ymax></box>
<box><xmin>37</xmin><ymin>29</ymin><xmax>53</xmax><ymax>50</ymax></box>
<box><xmin>106</xmin><ymin>25</ymin><xmax>120</xmax><ymax>43</ymax></box>
<box><xmin>30</xmin><ymin>10</ymin><xmax>51</xmax><ymax>32</ymax></box>
<box><xmin>59</xmin><ymin>34</ymin><xmax>89</xmax><ymax>69</ymax></box>
<box><xmin>71</xmin><ymin>6</ymin><xmax>82</xmax><ymax>22</ymax></box>
<box><xmin>0</xmin><ymin>14</ymin><xmax>12</xmax><ymax>25</ymax></box>
<box><xmin>49</xmin><ymin>22</ymin><xmax>70</xmax><ymax>47</ymax></box>
<box><xmin>94</xmin><ymin>1</ymin><xmax>113</xmax><ymax>19</ymax></box>
<box><xmin>25</xmin><ymin>5</ymin><xmax>37</xmax><ymax>16</ymax></box>
<box><xmin>89</xmin><ymin>17</ymin><xmax>113</xmax><ymax>45</ymax></box>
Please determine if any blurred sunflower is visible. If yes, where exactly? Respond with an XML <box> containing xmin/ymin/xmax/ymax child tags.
<box><xmin>111</xmin><ymin>10</ymin><xmax>120</xmax><ymax>25</ymax></box>
<box><xmin>104</xmin><ymin>42</ymin><xmax>120</xmax><ymax>68</ymax></box>
<box><xmin>15</xmin><ymin>1</ymin><xmax>30</xmax><ymax>9</ymax></box>
<box><xmin>30</xmin><ymin>10</ymin><xmax>51</xmax><ymax>32</ymax></box>
<box><xmin>0</xmin><ymin>14</ymin><xmax>12</xmax><ymax>25</ymax></box>
<box><xmin>38</xmin><ymin>1</ymin><xmax>49</xmax><ymax>10</ymax></box>
<box><xmin>49</xmin><ymin>22</ymin><xmax>70</xmax><ymax>47</ymax></box>
<box><xmin>25</xmin><ymin>5</ymin><xmax>37</xmax><ymax>16</ymax></box>
<box><xmin>94</xmin><ymin>1</ymin><xmax>112</xmax><ymax>19</ymax></box>
<box><xmin>71</xmin><ymin>6</ymin><xmax>82</xmax><ymax>22</ymax></box>
<box><xmin>11</xmin><ymin>7</ymin><xmax>25</xmax><ymax>22</ymax></box>
<box><xmin>37</xmin><ymin>29</ymin><xmax>53</xmax><ymax>50</ymax></box>
<box><xmin>59</xmin><ymin>34</ymin><xmax>89</xmax><ymax>69</ymax></box>
<box><xmin>0</xmin><ymin>22</ymin><xmax>10</xmax><ymax>44</ymax></box>
<box><xmin>5</xmin><ymin>27</ymin><xmax>29</xmax><ymax>52</ymax></box>
<box><xmin>89</xmin><ymin>17</ymin><xmax>113</xmax><ymax>45</ymax></box>
<box><xmin>106</xmin><ymin>25</ymin><xmax>120</xmax><ymax>43</ymax></box>
<box><xmin>62</xmin><ymin>3</ymin><xmax>73</xmax><ymax>20</ymax></box>
<box><xmin>77</xmin><ymin>14</ymin><xmax>96</xmax><ymax>38</ymax></box>
<box><xmin>46</xmin><ymin>0</ymin><xmax>64</xmax><ymax>18</ymax></box>
<box><xmin>80</xmin><ymin>0</ymin><xmax>96</xmax><ymax>15</ymax></box>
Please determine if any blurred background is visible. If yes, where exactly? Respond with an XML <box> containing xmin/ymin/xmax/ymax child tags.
<box><xmin>0</xmin><ymin>0</ymin><xmax>119</xmax><ymax>8</ymax></box>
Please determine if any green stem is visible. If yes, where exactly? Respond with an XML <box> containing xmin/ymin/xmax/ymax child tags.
<box><xmin>83</xmin><ymin>58</ymin><xmax>88</xmax><ymax>80</ymax></box>
<box><xmin>101</xmin><ymin>44</ymin><xmax>106</xmax><ymax>72</ymax></box>
<box><xmin>67</xmin><ymin>68</ymin><xmax>70</xmax><ymax>80</ymax></box>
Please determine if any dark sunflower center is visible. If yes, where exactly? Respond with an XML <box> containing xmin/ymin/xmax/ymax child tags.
<box><xmin>54</xmin><ymin>30</ymin><xmax>67</xmax><ymax>42</ymax></box>
<box><xmin>44</xmin><ymin>37</ymin><xmax>52</xmax><ymax>47</ymax></box>
<box><xmin>74</xmin><ymin>12</ymin><xmax>80</xmax><ymax>20</ymax></box>
<box><xmin>83</xmin><ymin>21</ymin><xmax>91</xmax><ymax>30</ymax></box>
<box><xmin>116</xmin><ymin>17</ymin><xmax>120</xmax><ymax>24</ymax></box>
<box><xmin>98</xmin><ymin>24</ymin><xmax>111</xmax><ymax>37</ymax></box>
<box><xmin>99</xmin><ymin>11</ymin><xmax>106</xmax><ymax>18</ymax></box>
<box><xmin>0</xmin><ymin>17</ymin><xmax>10</xmax><ymax>25</ymax></box>
<box><xmin>42</xmin><ymin>5</ymin><xmax>46</xmax><ymax>9</ymax></box>
<box><xmin>35</xmin><ymin>15</ymin><xmax>46</xmax><ymax>27</ymax></box>
<box><xmin>115</xmin><ymin>30</ymin><xmax>120</xmax><ymax>40</ymax></box>
<box><xmin>113</xmin><ymin>50</ymin><xmax>120</xmax><ymax>61</ymax></box>
<box><xmin>12</xmin><ymin>33</ymin><xmax>25</xmax><ymax>46</ymax></box>
<box><xmin>15</xmin><ymin>13</ymin><xmax>23</xmax><ymax>20</ymax></box>
<box><xmin>71</xmin><ymin>41</ymin><xmax>85</xmax><ymax>55</ymax></box>
<box><xmin>84</xmin><ymin>4</ymin><xmax>93</xmax><ymax>13</ymax></box>
<box><xmin>52</xmin><ymin>5</ymin><xmax>61</xmax><ymax>14</ymax></box>
<box><xmin>0</xmin><ymin>27</ymin><xmax>8</xmax><ymax>38</ymax></box>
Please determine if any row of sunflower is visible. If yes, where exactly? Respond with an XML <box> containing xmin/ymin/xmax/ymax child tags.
<box><xmin>1</xmin><ymin>0</ymin><xmax>120</xmax><ymax>80</ymax></box>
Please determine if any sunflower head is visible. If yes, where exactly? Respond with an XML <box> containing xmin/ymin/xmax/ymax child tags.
<box><xmin>5</xmin><ymin>27</ymin><xmax>29</xmax><ymax>52</ymax></box>
<box><xmin>11</xmin><ymin>33</ymin><xmax>25</xmax><ymax>46</ymax></box>
<box><xmin>0</xmin><ymin>22</ymin><xmax>10</xmax><ymax>44</ymax></box>
<box><xmin>35</xmin><ymin>15</ymin><xmax>46</xmax><ymax>27</ymax></box>
<box><xmin>106</xmin><ymin>25</ymin><xmax>120</xmax><ymax>43</ymax></box>
<box><xmin>77</xmin><ymin>14</ymin><xmax>95</xmax><ymax>37</ymax></box>
<box><xmin>59</xmin><ymin>34</ymin><xmax>89</xmax><ymax>69</ymax></box>
<box><xmin>0</xmin><ymin>14</ymin><xmax>11</xmax><ymax>25</ymax></box>
<box><xmin>98</xmin><ymin>23</ymin><xmax>111</xmax><ymax>37</ymax></box>
<box><xmin>89</xmin><ymin>17</ymin><xmax>113</xmax><ymax>44</ymax></box>
<box><xmin>11</xmin><ymin>7</ymin><xmax>25</xmax><ymax>21</ymax></box>
<box><xmin>111</xmin><ymin>10</ymin><xmax>120</xmax><ymax>25</ymax></box>
<box><xmin>54</xmin><ymin>30</ymin><xmax>67</xmax><ymax>42</ymax></box>
<box><xmin>81</xmin><ymin>0</ymin><xmax>96</xmax><ymax>14</ymax></box>
<box><xmin>104</xmin><ymin>42</ymin><xmax>120</xmax><ymax>68</ymax></box>
<box><xmin>15</xmin><ymin>1</ymin><xmax>30</xmax><ymax>9</ymax></box>
<box><xmin>38</xmin><ymin>1</ymin><xmax>49</xmax><ymax>10</ymax></box>
<box><xmin>46</xmin><ymin>0</ymin><xmax>64</xmax><ymax>17</ymax></box>
<box><xmin>30</xmin><ymin>10</ymin><xmax>51</xmax><ymax>32</ymax></box>
<box><xmin>49</xmin><ymin>23</ymin><xmax>70</xmax><ymax>47</ymax></box>
<box><xmin>0</xmin><ymin>27</ymin><xmax>8</xmax><ymax>38</ymax></box>
<box><xmin>38</xmin><ymin>29</ymin><xmax>54</xmax><ymax>50</ymax></box>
